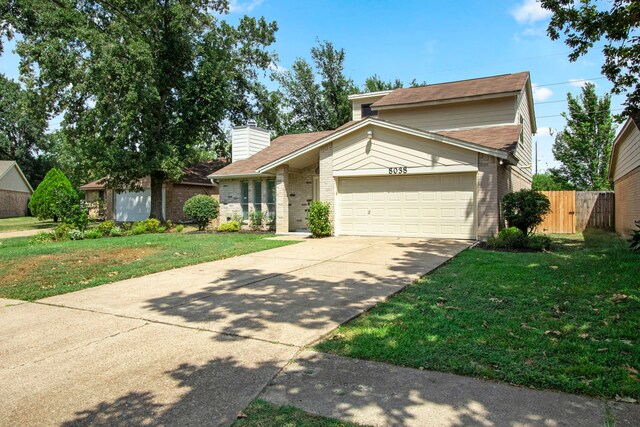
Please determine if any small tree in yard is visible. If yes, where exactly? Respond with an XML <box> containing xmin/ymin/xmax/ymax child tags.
<box><xmin>183</xmin><ymin>195</ymin><xmax>219</xmax><ymax>231</ymax></box>
<box><xmin>502</xmin><ymin>190</ymin><xmax>551</xmax><ymax>236</ymax></box>
<box><xmin>307</xmin><ymin>201</ymin><xmax>332</xmax><ymax>238</ymax></box>
<box><xmin>28</xmin><ymin>168</ymin><xmax>78</xmax><ymax>222</ymax></box>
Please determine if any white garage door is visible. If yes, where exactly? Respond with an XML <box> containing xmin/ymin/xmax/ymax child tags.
<box><xmin>338</xmin><ymin>173</ymin><xmax>476</xmax><ymax>239</ymax></box>
<box><xmin>115</xmin><ymin>191</ymin><xmax>151</xmax><ymax>222</ymax></box>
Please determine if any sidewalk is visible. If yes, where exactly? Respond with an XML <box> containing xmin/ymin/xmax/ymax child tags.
<box><xmin>261</xmin><ymin>350</ymin><xmax>639</xmax><ymax>427</ymax></box>
<box><xmin>0</xmin><ymin>228</ymin><xmax>49</xmax><ymax>239</ymax></box>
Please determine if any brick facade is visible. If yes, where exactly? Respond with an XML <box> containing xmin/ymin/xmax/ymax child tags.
<box><xmin>276</xmin><ymin>165</ymin><xmax>289</xmax><ymax>233</ymax></box>
<box><xmin>476</xmin><ymin>154</ymin><xmax>500</xmax><ymax>239</ymax></box>
<box><xmin>165</xmin><ymin>184</ymin><xmax>218</xmax><ymax>224</ymax></box>
<box><xmin>288</xmin><ymin>163</ymin><xmax>318</xmax><ymax>231</ymax></box>
<box><xmin>319</xmin><ymin>143</ymin><xmax>336</xmax><ymax>230</ymax></box>
<box><xmin>0</xmin><ymin>189</ymin><xmax>30</xmax><ymax>218</ymax></box>
<box><xmin>614</xmin><ymin>165</ymin><xmax>640</xmax><ymax>238</ymax></box>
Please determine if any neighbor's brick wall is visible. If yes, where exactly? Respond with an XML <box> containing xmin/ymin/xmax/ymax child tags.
<box><xmin>477</xmin><ymin>154</ymin><xmax>500</xmax><ymax>239</ymax></box>
<box><xmin>288</xmin><ymin>163</ymin><xmax>317</xmax><ymax>231</ymax></box>
<box><xmin>319</xmin><ymin>143</ymin><xmax>336</xmax><ymax>231</ymax></box>
<box><xmin>166</xmin><ymin>184</ymin><xmax>218</xmax><ymax>224</ymax></box>
<box><xmin>0</xmin><ymin>189</ymin><xmax>30</xmax><ymax>218</ymax></box>
<box><xmin>614</xmin><ymin>165</ymin><xmax>640</xmax><ymax>238</ymax></box>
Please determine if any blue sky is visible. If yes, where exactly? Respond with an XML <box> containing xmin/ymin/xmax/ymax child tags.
<box><xmin>0</xmin><ymin>0</ymin><xmax>625</xmax><ymax>172</ymax></box>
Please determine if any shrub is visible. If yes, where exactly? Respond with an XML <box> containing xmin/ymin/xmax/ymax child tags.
<box><xmin>141</xmin><ymin>218</ymin><xmax>161</xmax><ymax>233</ymax></box>
<box><xmin>121</xmin><ymin>222</ymin><xmax>133</xmax><ymax>231</ymax></box>
<box><xmin>502</xmin><ymin>189</ymin><xmax>551</xmax><ymax>236</ymax></box>
<box><xmin>249</xmin><ymin>210</ymin><xmax>266</xmax><ymax>231</ymax></box>
<box><xmin>629</xmin><ymin>220</ymin><xmax>640</xmax><ymax>252</ymax></box>
<box><xmin>68</xmin><ymin>228</ymin><xmax>84</xmax><ymax>240</ymax></box>
<box><xmin>83</xmin><ymin>228</ymin><xmax>102</xmax><ymax>239</ymax></box>
<box><xmin>98</xmin><ymin>220</ymin><xmax>116</xmax><ymax>236</ymax></box>
<box><xmin>130</xmin><ymin>223</ymin><xmax>147</xmax><ymax>235</ymax></box>
<box><xmin>60</xmin><ymin>204</ymin><xmax>90</xmax><ymax>231</ymax></box>
<box><xmin>109</xmin><ymin>226</ymin><xmax>123</xmax><ymax>237</ymax></box>
<box><xmin>53</xmin><ymin>224</ymin><xmax>71</xmax><ymax>241</ymax></box>
<box><xmin>217</xmin><ymin>220</ymin><xmax>240</xmax><ymax>232</ymax></box>
<box><xmin>231</xmin><ymin>212</ymin><xmax>244</xmax><ymax>224</ymax></box>
<box><xmin>307</xmin><ymin>201</ymin><xmax>332</xmax><ymax>238</ymax></box>
<box><xmin>183</xmin><ymin>195</ymin><xmax>219</xmax><ymax>231</ymax></box>
<box><xmin>527</xmin><ymin>234</ymin><xmax>553</xmax><ymax>251</ymax></box>
<box><xmin>157</xmin><ymin>226</ymin><xmax>167</xmax><ymax>233</ymax></box>
<box><xmin>28</xmin><ymin>168</ymin><xmax>79</xmax><ymax>222</ymax></box>
<box><xmin>164</xmin><ymin>220</ymin><xmax>174</xmax><ymax>230</ymax></box>
<box><xmin>175</xmin><ymin>224</ymin><xmax>184</xmax><ymax>233</ymax></box>
<box><xmin>30</xmin><ymin>232</ymin><xmax>55</xmax><ymax>244</ymax></box>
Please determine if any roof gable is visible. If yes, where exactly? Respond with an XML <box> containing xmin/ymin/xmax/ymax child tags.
<box><xmin>370</xmin><ymin>72</ymin><xmax>529</xmax><ymax>109</ymax></box>
<box><xmin>0</xmin><ymin>161</ymin><xmax>34</xmax><ymax>193</ymax></box>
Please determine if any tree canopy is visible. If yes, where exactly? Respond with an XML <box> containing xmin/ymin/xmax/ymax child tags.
<box><xmin>3</xmin><ymin>0</ymin><xmax>277</xmax><ymax>220</ymax></box>
<box><xmin>549</xmin><ymin>83</ymin><xmax>616</xmax><ymax>190</ymax></box>
<box><xmin>541</xmin><ymin>0</ymin><xmax>639</xmax><ymax>117</ymax></box>
<box><xmin>0</xmin><ymin>73</ymin><xmax>49</xmax><ymax>187</ymax></box>
<box><xmin>274</xmin><ymin>40</ymin><xmax>356</xmax><ymax>133</ymax></box>
<box><xmin>531</xmin><ymin>172</ymin><xmax>573</xmax><ymax>191</ymax></box>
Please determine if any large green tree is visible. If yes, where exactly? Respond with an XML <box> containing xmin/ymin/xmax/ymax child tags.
<box><xmin>0</xmin><ymin>73</ymin><xmax>49</xmax><ymax>186</ymax></box>
<box><xmin>3</xmin><ymin>0</ymin><xmax>277</xmax><ymax>220</ymax></box>
<box><xmin>541</xmin><ymin>0</ymin><xmax>639</xmax><ymax>117</ymax></box>
<box><xmin>275</xmin><ymin>40</ymin><xmax>356</xmax><ymax>133</ymax></box>
<box><xmin>550</xmin><ymin>83</ymin><xmax>616</xmax><ymax>190</ymax></box>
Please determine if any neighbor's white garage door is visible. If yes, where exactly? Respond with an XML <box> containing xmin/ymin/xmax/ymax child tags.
<box><xmin>337</xmin><ymin>173</ymin><xmax>476</xmax><ymax>239</ymax></box>
<box><xmin>115</xmin><ymin>190</ymin><xmax>151</xmax><ymax>222</ymax></box>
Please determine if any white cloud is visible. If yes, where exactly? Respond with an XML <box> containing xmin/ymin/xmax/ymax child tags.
<box><xmin>532</xmin><ymin>84</ymin><xmax>553</xmax><ymax>102</ymax></box>
<box><xmin>536</xmin><ymin>127</ymin><xmax>554</xmax><ymax>137</ymax></box>
<box><xmin>229</xmin><ymin>0</ymin><xmax>264</xmax><ymax>13</ymax></box>
<box><xmin>268</xmin><ymin>62</ymin><xmax>287</xmax><ymax>73</ymax></box>
<box><xmin>569</xmin><ymin>78</ymin><xmax>596</xmax><ymax>88</ymax></box>
<box><xmin>510</xmin><ymin>0</ymin><xmax>552</xmax><ymax>25</ymax></box>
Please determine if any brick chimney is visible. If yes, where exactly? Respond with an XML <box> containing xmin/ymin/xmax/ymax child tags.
<box><xmin>231</xmin><ymin>120</ymin><xmax>271</xmax><ymax>162</ymax></box>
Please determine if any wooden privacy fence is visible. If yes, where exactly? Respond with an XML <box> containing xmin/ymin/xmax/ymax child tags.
<box><xmin>537</xmin><ymin>191</ymin><xmax>615</xmax><ymax>234</ymax></box>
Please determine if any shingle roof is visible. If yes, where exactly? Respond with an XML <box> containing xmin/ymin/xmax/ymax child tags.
<box><xmin>371</xmin><ymin>72</ymin><xmax>529</xmax><ymax>108</ymax></box>
<box><xmin>209</xmin><ymin>122</ymin><xmax>356</xmax><ymax>178</ymax></box>
<box><xmin>80</xmin><ymin>161</ymin><xmax>227</xmax><ymax>190</ymax></box>
<box><xmin>437</xmin><ymin>125</ymin><xmax>521</xmax><ymax>153</ymax></box>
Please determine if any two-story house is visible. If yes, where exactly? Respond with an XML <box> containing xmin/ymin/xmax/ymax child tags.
<box><xmin>209</xmin><ymin>71</ymin><xmax>536</xmax><ymax>239</ymax></box>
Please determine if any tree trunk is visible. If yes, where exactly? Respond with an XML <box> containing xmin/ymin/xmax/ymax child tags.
<box><xmin>149</xmin><ymin>172</ymin><xmax>165</xmax><ymax>222</ymax></box>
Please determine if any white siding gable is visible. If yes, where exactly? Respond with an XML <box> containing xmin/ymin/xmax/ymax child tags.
<box><xmin>332</xmin><ymin>127</ymin><xmax>478</xmax><ymax>177</ymax></box>
<box><xmin>0</xmin><ymin>166</ymin><xmax>31</xmax><ymax>193</ymax></box>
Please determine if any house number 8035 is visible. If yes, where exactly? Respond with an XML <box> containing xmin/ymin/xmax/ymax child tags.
<box><xmin>388</xmin><ymin>167</ymin><xmax>408</xmax><ymax>174</ymax></box>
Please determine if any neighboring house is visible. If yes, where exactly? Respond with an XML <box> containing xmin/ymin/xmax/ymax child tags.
<box><xmin>609</xmin><ymin>115</ymin><xmax>640</xmax><ymax>238</ymax></box>
<box><xmin>0</xmin><ymin>161</ymin><xmax>34</xmax><ymax>218</ymax></box>
<box><xmin>209</xmin><ymin>72</ymin><xmax>536</xmax><ymax>240</ymax></box>
<box><xmin>80</xmin><ymin>161</ymin><xmax>227</xmax><ymax>222</ymax></box>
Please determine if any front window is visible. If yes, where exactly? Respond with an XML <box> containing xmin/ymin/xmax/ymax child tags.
<box><xmin>253</xmin><ymin>181</ymin><xmax>262</xmax><ymax>212</ymax></box>
<box><xmin>267</xmin><ymin>179</ymin><xmax>276</xmax><ymax>218</ymax></box>
<box><xmin>241</xmin><ymin>181</ymin><xmax>249</xmax><ymax>220</ymax></box>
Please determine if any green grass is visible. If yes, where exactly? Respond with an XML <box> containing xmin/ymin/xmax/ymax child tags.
<box><xmin>317</xmin><ymin>231</ymin><xmax>639</xmax><ymax>399</ymax></box>
<box><xmin>0</xmin><ymin>216</ymin><xmax>55</xmax><ymax>232</ymax></box>
<box><xmin>233</xmin><ymin>400</ymin><xmax>368</xmax><ymax>427</ymax></box>
<box><xmin>0</xmin><ymin>232</ymin><xmax>297</xmax><ymax>301</ymax></box>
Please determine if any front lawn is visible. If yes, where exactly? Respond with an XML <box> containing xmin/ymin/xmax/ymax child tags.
<box><xmin>317</xmin><ymin>231</ymin><xmax>639</xmax><ymax>399</ymax></box>
<box><xmin>233</xmin><ymin>400</ymin><xmax>367</xmax><ymax>427</ymax></box>
<box><xmin>0</xmin><ymin>232</ymin><xmax>297</xmax><ymax>301</ymax></box>
<box><xmin>0</xmin><ymin>216</ymin><xmax>55</xmax><ymax>233</ymax></box>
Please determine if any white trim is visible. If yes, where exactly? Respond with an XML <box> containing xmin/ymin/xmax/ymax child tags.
<box><xmin>257</xmin><ymin>118</ymin><xmax>510</xmax><ymax>173</ymax></box>
<box><xmin>348</xmin><ymin>90</ymin><xmax>393</xmax><ymax>100</ymax></box>
<box><xmin>333</xmin><ymin>165</ymin><xmax>478</xmax><ymax>177</ymax></box>
<box><xmin>178</xmin><ymin>181</ymin><xmax>215</xmax><ymax>187</ymax></box>
<box><xmin>207</xmin><ymin>172</ymin><xmax>275</xmax><ymax>180</ymax></box>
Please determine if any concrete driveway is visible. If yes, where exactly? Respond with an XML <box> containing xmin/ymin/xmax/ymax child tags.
<box><xmin>0</xmin><ymin>236</ymin><xmax>468</xmax><ymax>426</ymax></box>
